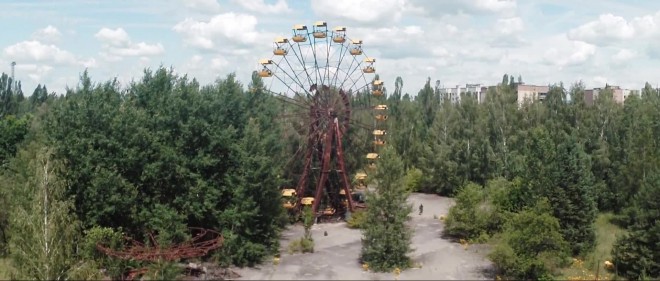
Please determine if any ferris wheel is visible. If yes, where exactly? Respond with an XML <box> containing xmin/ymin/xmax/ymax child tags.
<box><xmin>256</xmin><ymin>21</ymin><xmax>388</xmax><ymax>220</ymax></box>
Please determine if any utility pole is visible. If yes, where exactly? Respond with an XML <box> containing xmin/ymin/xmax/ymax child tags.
<box><xmin>11</xmin><ymin>61</ymin><xmax>16</xmax><ymax>93</ymax></box>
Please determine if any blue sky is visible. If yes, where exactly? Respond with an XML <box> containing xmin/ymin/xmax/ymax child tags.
<box><xmin>2</xmin><ymin>0</ymin><xmax>660</xmax><ymax>95</ymax></box>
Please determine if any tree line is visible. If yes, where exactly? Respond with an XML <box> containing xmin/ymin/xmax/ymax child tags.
<box><xmin>0</xmin><ymin>68</ymin><xmax>657</xmax><ymax>280</ymax></box>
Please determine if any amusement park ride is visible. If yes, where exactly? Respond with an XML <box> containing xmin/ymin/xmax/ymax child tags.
<box><xmin>255</xmin><ymin>21</ymin><xmax>388</xmax><ymax>221</ymax></box>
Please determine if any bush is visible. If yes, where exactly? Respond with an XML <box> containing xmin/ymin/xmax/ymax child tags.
<box><xmin>81</xmin><ymin>226</ymin><xmax>136</xmax><ymax>279</ymax></box>
<box><xmin>444</xmin><ymin>178</ymin><xmax>520</xmax><ymax>242</ymax></box>
<box><xmin>347</xmin><ymin>210</ymin><xmax>367</xmax><ymax>229</ymax></box>
<box><xmin>488</xmin><ymin>199</ymin><xmax>570</xmax><ymax>280</ymax></box>
<box><xmin>403</xmin><ymin>168</ymin><xmax>423</xmax><ymax>193</ymax></box>
<box><xmin>443</xmin><ymin>182</ymin><xmax>489</xmax><ymax>240</ymax></box>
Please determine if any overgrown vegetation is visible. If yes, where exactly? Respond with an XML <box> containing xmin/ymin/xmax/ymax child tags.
<box><xmin>347</xmin><ymin>210</ymin><xmax>367</xmax><ymax>229</ymax></box>
<box><xmin>288</xmin><ymin>206</ymin><xmax>315</xmax><ymax>254</ymax></box>
<box><xmin>0</xmin><ymin>67</ymin><xmax>657</xmax><ymax>279</ymax></box>
<box><xmin>361</xmin><ymin>146</ymin><xmax>413</xmax><ymax>272</ymax></box>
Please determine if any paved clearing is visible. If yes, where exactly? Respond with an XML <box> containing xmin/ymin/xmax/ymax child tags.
<box><xmin>234</xmin><ymin>193</ymin><xmax>494</xmax><ymax>280</ymax></box>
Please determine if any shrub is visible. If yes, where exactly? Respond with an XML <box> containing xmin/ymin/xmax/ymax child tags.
<box><xmin>443</xmin><ymin>182</ymin><xmax>488</xmax><ymax>240</ymax></box>
<box><xmin>403</xmin><ymin>168</ymin><xmax>423</xmax><ymax>193</ymax></box>
<box><xmin>287</xmin><ymin>237</ymin><xmax>314</xmax><ymax>254</ymax></box>
<box><xmin>488</xmin><ymin>199</ymin><xmax>570</xmax><ymax>280</ymax></box>
<box><xmin>347</xmin><ymin>210</ymin><xmax>367</xmax><ymax>229</ymax></box>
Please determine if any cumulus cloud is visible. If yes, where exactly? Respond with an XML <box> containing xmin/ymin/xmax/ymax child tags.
<box><xmin>232</xmin><ymin>0</ymin><xmax>291</xmax><ymax>14</ymax></box>
<box><xmin>172</xmin><ymin>13</ymin><xmax>262</xmax><ymax>49</ymax></box>
<box><xmin>311</xmin><ymin>0</ymin><xmax>406</xmax><ymax>24</ymax></box>
<box><xmin>612</xmin><ymin>48</ymin><xmax>636</xmax><ymax>63</ymax></box>
<box><xmin>5</xmin><ymin>40</ymin><xmax>79</xmax><ymax>66</ymax></box>
<box><xmin>567</xmin><ymin>12</ymin><xmax>660</xmax><ymax>45</ymax></box>
<box><xmin>544</xmin><ymin>40</ymin><xmax>596</xmax><ymax>67</ymax></box>
<box><xmin>94</xmin><ymin>27</ymin><xmax>165</xmax><ymax>60</ymax></box>
<box><xmin>32</xmin><ymin>25</ymin><xmax>62</xmax><ymax>43</ymax></box>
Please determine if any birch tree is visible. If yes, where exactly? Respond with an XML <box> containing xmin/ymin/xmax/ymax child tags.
<box><xmin>8</xmin><ymin>146</ymin><xmax>80</xmax><ymax>280</ymax></box>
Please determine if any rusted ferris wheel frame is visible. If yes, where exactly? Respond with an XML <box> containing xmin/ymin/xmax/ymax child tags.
<box><xmin>95</xmin><ymin>227</ymin><xmax>224</xmax><ymax>262</ymax></box>
<box><xmin>258</xmin><ymin>21</ymin><xmax>384</xmax><ymax>219</ymax></box>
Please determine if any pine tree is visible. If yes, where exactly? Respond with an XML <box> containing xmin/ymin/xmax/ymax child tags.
<box><xmin>361</xmin><ymin>146</ymin><xmax>413</xmax><ymax>272</ymax></box>
<box><xmin>612</xmin><ymin>169</ymin><xmax>660</xmax><ymax>279</ymax></box>
<box><xmin>548</xmin><ymin>135</ymin><xmax>597</xmax><ymax>255</ymax></box>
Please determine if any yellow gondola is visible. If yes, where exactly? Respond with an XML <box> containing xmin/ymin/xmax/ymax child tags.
<box><xmin>292</xmin><ymin>24</ymin><xmax>307</xmax><ymax>42</ymax></box>
<box><xmin>373</xmin><ymin>129</ymin><xmax>386</xmax><ymax>136</ymax></box>
<box><xmin>375</xmin><ymin>114</ymin><xmax>388</xmax><ymax>121</ymax></box>
<box><xmin>313</xmin><ymin>21</ymin><xmax>327</xmax><ymax>38</ymax></box>
<box><xmin>350</xmin><ymin>39</ymin><xmax>363</xmax><ymax>55</ymax></box>
<box><xmin>333</xmin><ymin>26</ymin><xmax>346</xmax><ymax>43</ymax></box>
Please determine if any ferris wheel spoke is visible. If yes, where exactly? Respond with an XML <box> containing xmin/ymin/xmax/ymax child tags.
<box><xmin>293</xmin><ymin>41</ymin><xmax>317</xmax><ymax>88</ymax></box>
<box><xmin>329</xmin><ymin>41</ymin><xmax>349</xmax><ymax>90</ymax></box>
<box><xmin>337</xmin><ymin>55</ymin><xmax>363</xmax><ymax>91</ymax></box>
<box><xmin>272</xmin><ymin>62</ymin><xmax>308</xmax><ymax>95</ymax></box>
<box><xmin>264</xmin><ymin>88</ymin><xmax>311</xmax><ymax>110</ymax></box>
<box><xmin>282</xmin><ymin>56</ymin><xmax>313</xmax><ymax>98</ymax></box>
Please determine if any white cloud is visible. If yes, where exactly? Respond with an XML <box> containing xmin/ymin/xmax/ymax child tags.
<box><xmin>544</xmin><ymin>40</ymin><xmax>596</xmax><ymax>67</ymax></box>
<box><xmin>183</xmin><ymin>0</ymin><xmax>221</xmax><ymax>14</ymax></box>
<box><xmin>94</xmin><ymin>27</ymin><xmax>165</xmax><ymax>60</ymax></box>
<box><xmin>567</xmin><ymin>12</ymin><xmax>660</xmax><ymax>45</ymax></box>
<box><xmin>16</xmin><ymin>63</ymin><xmax>54</xmax><ymax>83</ymax></box>
<box><xmin>311</xmin><ymin>0</ymin><xmax>406</xmax><ymax>24</ymax></box>
<box><xmin>172</xmin><ymin>13</ymin><xmax>262</xmax><ymax>49</ymax></box>
<box><xmin>612</xmin><ymin>48</ymin><xmax>636</xmax><ymax>62</ymax></box>
<box><xmin>233</xmin><ymin>0</ymin><xmax>291</xmax><ymax>14</ymax></box>
<box><xmin>408</xmin><ymin>0</ymin><xmax>517</xmax><ymax>17</ymax></box>
<box><xmin>4</xmin><ymin>40</ymin><xmax>78</xmax><ymax>66</ymax></box>
<box><xmin>32</xmin><ymin>25</ymin><xmax>62</xmax><ymax>43</ymax></box>
<box><xmin>95</xmin><ymin>27</ymin><xmax>131</xmax><ymax>47</ymax></box>
<box><xmin>497</xmin><ymin>17</ymin><xmax>523</xmax><ymax>35</ymax></box>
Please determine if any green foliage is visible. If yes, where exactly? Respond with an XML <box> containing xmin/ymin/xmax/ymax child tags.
<box><xmin>488</xmin><ymin>199</ymin><xmax>570</xmax><ymax>280</ymax></box>
<box><xmin>403</xmin><ymin>167</ymin><xmax>423</xmax><ymax>192</ymax></box>
<box><xmin>444</xmin><ymin>178</ymin><xmax>519</xmax><ymax>241</ymax></box>
<box><xmin>41</xmin><ymin>68</ymin><xmax>286</xmax><ymax>268</ymax></box>
<box><xmin>347</xmin><ymin>210</ymin><xmax>367</xmax><ymax>229</ymax></box>
<box><xmin>7</xmin><ymin>146</ymin><xmax>81</xmax><ymax>280</ymax></box>
<box><xmin>611</xmin><ymin>170</ymin><xmax>660</xmax><ymax>280</ymax></box>
<box><xmin>143</xmin><ymin>259</ymin><xmax>183</xmax><ymax>280</ymax></box>
<box><xmin>443</xmin><ymin>182</ymin><xmax>488</xmax><ymax>240</ymax></box>
<box><xmin>287</xmin><ymin>237</ymin><xmax>314</xmax><ymax>254</ymax></box>
<box><xmin>0</xmin><ymin>114</ymin><xmax>30</xmax><ymax>167</ymax></box>
<box><xmin>80</xmin><ymin>226</ymin><xmax>131</xmax><ymax>279</ymax></box>
<box><xmin>549</xmin><ymin>135</ymin><xmax>598</xmax><ymax>255</ymax></box>
<box><xmin>361</xmin><ymin>146</ymin><xmax>413</xmax><ymax>272</ymax></box>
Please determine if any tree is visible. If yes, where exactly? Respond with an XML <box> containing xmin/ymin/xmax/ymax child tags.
<box><xmin>488</xmin><ymin>199</ymin><xmax>569</xmax><ymax>280</ymax></box>
<box><xmin>7</xmin><ymin>145</ymin><xmax>80</xmax><ymax>280</ymax></box>
<box><xmin>548</xmin><ymin>135</ymin><xmax>597</xmax><ymax>255</ymax></box>
<box><xmin>611</xmin><ymin>169</ymin><xmax>660</xmax><ymax>280</ymax></box>
<box><xmin>361</xmin><ymin>146</ymin><xmax>413</xmax><ymax>272</ymax></box>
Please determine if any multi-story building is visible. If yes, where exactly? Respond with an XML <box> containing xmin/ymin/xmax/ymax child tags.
<box><xmin>584</xmin><ymin>86</ymin><xmax>640</xmax><ymax>105</ymax></box>
<box><xmin>515</xmin><ymin>84</ymin><xmax>550</xmax><ymax>106</ymax></box>
<box><xmin>437</xmin><ymin>83</ymin><xmax>489</xmax><ymax>103</ymax></box>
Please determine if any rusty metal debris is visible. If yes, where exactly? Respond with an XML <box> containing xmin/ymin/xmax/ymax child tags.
<box><xmin>96</xmin><ymin>227</ymin><xmax>224</xmax><ymax>280</ymax></box>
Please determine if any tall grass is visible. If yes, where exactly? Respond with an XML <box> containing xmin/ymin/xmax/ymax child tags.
<box><xmin>561</xmin><ymin>213</ymin><xmax>626</xmax><ymax>280</ymax></box>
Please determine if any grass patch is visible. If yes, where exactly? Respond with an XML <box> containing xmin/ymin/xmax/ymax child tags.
<box><xmin>0</xmin><ymin>258</ymin><xmax>14</xmax><ymax>280</ymax></box>
<box><xmin>560</xmin><ymin>212</ymin><xmax>626</xmax><ymax>280</ymax></box>
<box><xmin>287</xmin><ymin>237</ymin><xmax>314</xmax><ymax>254</ymax></box>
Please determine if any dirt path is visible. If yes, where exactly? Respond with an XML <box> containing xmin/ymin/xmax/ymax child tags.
<box><xmin>234</xmin><ymin>193</ymin><xmax>494</xmax><ymax>280</ymax></box>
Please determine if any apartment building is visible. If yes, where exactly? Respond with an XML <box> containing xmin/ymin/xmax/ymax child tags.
<box><xmin>584</xmin><ymin>86</ymin><xmax>640</xmax><ymax>105</ymax></box>
<box><xmin>516</xmin><ymin>84</ymin><xmax>550</xmax><ymax>106</ymax></box>
<box><xmin>437</xmin><ymin>83</ymin><xmax>489</xmax><ymax>103</ymax></box>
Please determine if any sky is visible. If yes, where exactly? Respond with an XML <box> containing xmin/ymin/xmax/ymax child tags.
<box><xmin>2</xmin><ymin>0</ymin><xmax>660</xmax><ymax>96</ymax></box>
